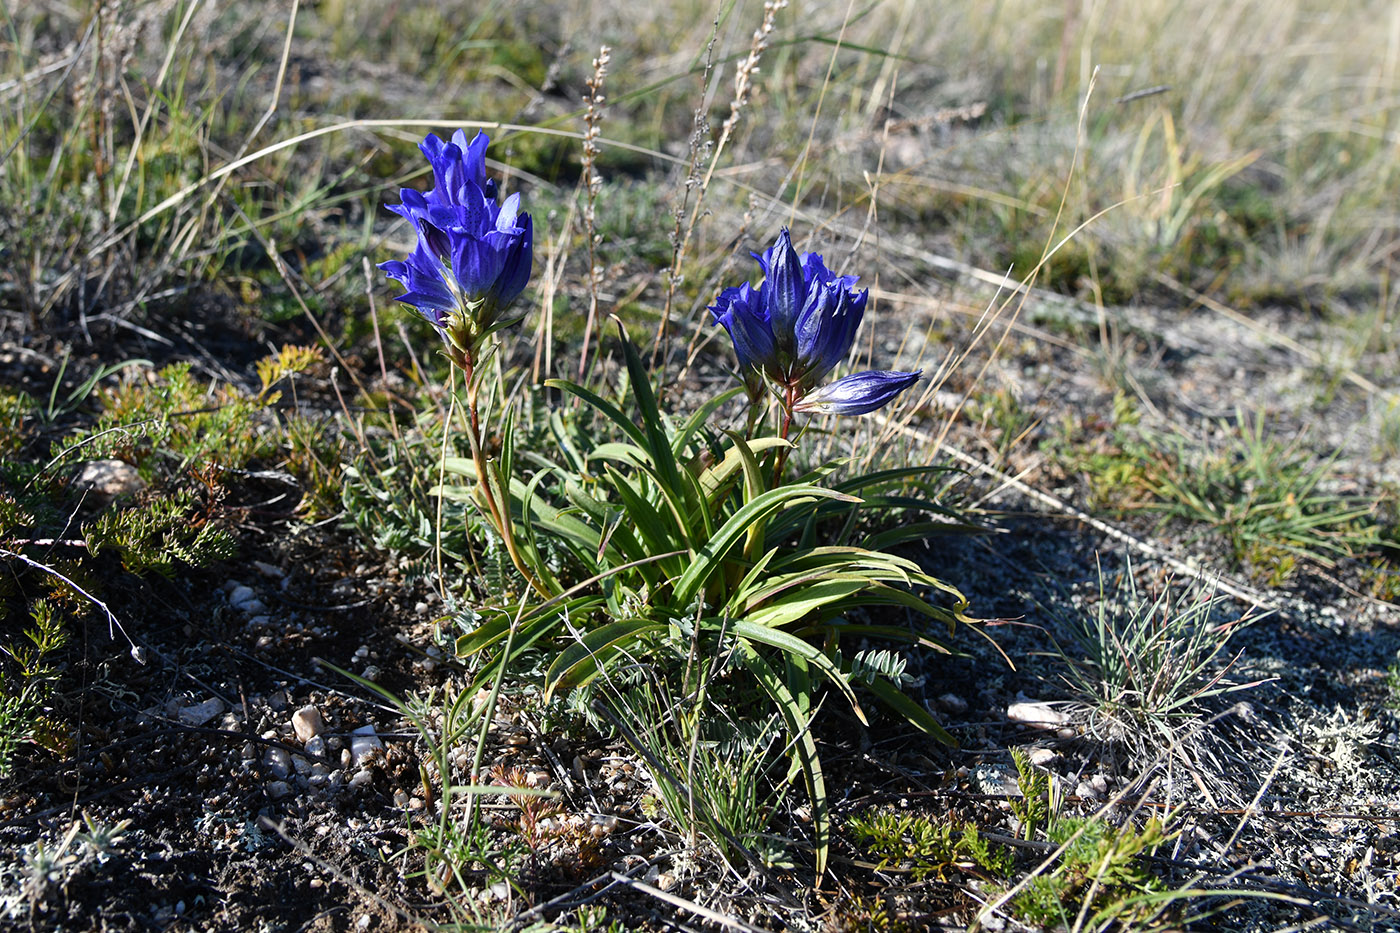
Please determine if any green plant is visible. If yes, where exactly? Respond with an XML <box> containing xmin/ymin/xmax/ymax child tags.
<box><xmin>329</xmin><ymin>667</ymin><xmax>534</xmax><ymax>925</ymax></box>
<box><xmin>588</xmin><ymin>650</ymin><xmax>793</xmax><ymax>870</ymax></box>
<box><xmin>82</xmin><ymin>487</ymin><xmax>237</xmax><ymax>578</ymax></box>
<box><xmin>1047</xmin><ymin>560</ymin><xmax>1260</xmax><ymax>748</ymax></box>
<box><xmin>0</xmin><ymin>600</ymin><xmax>72</xmax><ymax>777</ymax></box>
<box><xmin>56</xmin><ymin>362</ymin><xmax>272</xmax><ymax>479</ymax></box>
<box><xmin>448</xmin><ymin>330</ymin><xmax>973</xmax><ymax>875</ymax></box>
<box><xmin>1012</xmin><ymin>814</ymin><xmax>1172</xmax><ymax>928</ymax></box>
<box><xmin>1140</xmin><ymin>412</ymin><xmax>1377</xmax><ymax>581</ymax></box>
<box><xmin>847</xmin><ymin>809</ymin><xmax>1012</xmax><ymax>882</ymax></box>
<box><xmin>1055</xmin><ymin>410</ymin><xmax>1378</xmax><ymax>583</ymax></box>
<box><xmin>1008</xmin><ymin>746</ymin><xmax>1058</xmax><ymax>842</ymax></box>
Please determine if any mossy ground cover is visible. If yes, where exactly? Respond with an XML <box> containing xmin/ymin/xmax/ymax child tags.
<box><xmin>2</xmin><ymin>2</ymin><xmax>1399</xmax><ymax>930</ymax></box>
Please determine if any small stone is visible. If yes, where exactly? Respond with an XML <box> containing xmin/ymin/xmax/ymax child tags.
<box><xmin>1007</xmin><ymin>701</ymin><xmax>1069</xmax><ymax>728</ymax></box>
<box><xmin>1028</xmin><ymin>747</ymin><xmax>1060</xmax><ymax>767</ymax></box>
<box><xmin>304</xmin><ymin>736</ymin><xmax>326</xmax><ymax>758</ymax></box>
<box><xmin>936</xmin><ymin>693</ymin><xmax>969</xmax><ymax>714</ymax></box>
<box><xmin>178</xmin><ymin>698</ymin><xmax>226</xmax><ymax>726</ymax></box>
<box><xmin>228</xmin><ymin>585</ymin><xmax>266</xmax><ymax>614</ymax></box>
<box><xmin>292</xmin><ymin>705</ymin><xmax>325</xmax><ymax>743</ymax></box>
<box><xmin>72</xmin><ymin>460</ymin><xmax>145</xmax><ymax>503</ymax></box>
<box><xmin>393</xmin><ymin>789</ymin><xmax>409</xmax><ymax>807</ymax></box>
<box><xmin>264</xmin><ymin>748</ymin><xmax>293</xmax><ymax>780</ymax></box>
<box><xmin>349</xmin><ymin>769</ymin><xmax>374</xmax><ymax>788</ymax></box>
<box><xmin>1090</xmin><ymin>774</ymin><xmax>1109</xmax><ymax>795</ymax></box>
<box><xmin>293</xmin><ymin>756</ymin><xmax>312</xmax><ymax>776</ymax></box>
<box><xmin>1075</xmin><ymin>780</ymin><xmax>1101</xmax><ymax>800</ymax></box>
<box><xmin>350</xmin><ymin>725</ymin><xmax>382</xmax><ymax>766</ymax></box>
<box><xmin>253</xmin><ymin>561</ymin><xmax>284</xmax><ymax>579</ymax></box>
<box><xmin>973</xmin><ymin>764</ymin><xmax>1016</xmax><ymax>796</ymax></box>
<box><xmin>266</xmin><ymin>780</ymin><xmax>292</xmax><ymax>800</ymax></box>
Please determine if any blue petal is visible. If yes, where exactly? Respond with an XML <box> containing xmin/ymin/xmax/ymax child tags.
<box><xmin>763</xmin><ymin>229</ymin><xmax>805</xmax><ymax>355</ymax></box>
<box><xmin>711</xmin><ymin>283</ymin><xmax>775</xmax><ymax>371</ymax></box>
<box><xmin>793</xmin><ymin>370</ymin><xmax>922</xmax><ymax>415</ymax></box>
<box><xmin>491</xmin><ymin>212</ymin><xmax>533</xmax><ymax>307</ymax></box>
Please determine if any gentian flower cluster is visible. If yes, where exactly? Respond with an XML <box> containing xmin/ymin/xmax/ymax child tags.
<box><xmin>380</xmin><ymin>130</ymin><xmax>533</xmax><ymax>369</ymax></box>
<box><xmin>710</xmin><ymin>229</ymin><xmax>921</xmax><ymax>417</ymax></box>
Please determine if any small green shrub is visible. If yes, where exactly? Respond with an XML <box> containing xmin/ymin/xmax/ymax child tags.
<box><xmin>0</xmin><ymin>600</ymin><xmax>72</xmax><ymax>777</ymax></box>
<box><xmin>848</xmin><ymin>809</ymin><xmax>1013</xmax><ymax>882</ymax></box>
<box><xmin>1013</xmin><ymin>815</ymin><xmax>1171</xmax><ymax>927</ymax></box>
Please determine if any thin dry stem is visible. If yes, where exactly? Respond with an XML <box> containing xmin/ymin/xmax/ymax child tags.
<box><xmin>576</xmin><ymin>45</ymin><xmax>611</xmax><ymax>381</ymax></box>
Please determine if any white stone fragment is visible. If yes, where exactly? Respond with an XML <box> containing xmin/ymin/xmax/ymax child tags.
<box><xmin>350</xmin><ymin>725</ymin><xmax>382</xmax><ymax>766</ymax></box>
<box><xmin>177</xmin><ymin>697</ymin><xmax>226</xmax><ymax>726</ymax></box>
<box><xmin>292</xmin><ymin>705</ymin><xmax>325</xmax><ymax>743</ymax></box>
<box><xmin>228</xmin><ymin>585</ymin><xmax>266</xmax><ymax>614</ymax></box>
<box><xmin>73</xmin><ymin>460</ymin><xmax>145</xmax><ymax>501</ymax></box>
<box><xmin>1007</xmin><ymin>701</ymin><xmax>1069</xmax><ymax>727</ymax></box>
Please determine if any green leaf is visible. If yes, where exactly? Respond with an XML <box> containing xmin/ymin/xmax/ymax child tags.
<box><xmin>862</xmin><ymin>675</ymin><xmax>956</xmax><ymax>746</ymax></box>
<box><xmin>602</xmin><ymin>463</ymin><xmax>691</xmax><ymax>564</ymax></box>
<box><xmin>729</xmin><ymin>619</ymin><xmax>866</xmax><ymax>725</ymax></box>
<box><xmin>545</xmin><ymin>379</ymin><xmax>649</xmax><ymax>451</ymax></box>
<box><xmin>738</xmin><ymin>642</ymin><xmax>829</xmax><ymax>879</ymax></box>
<box><xmin>672</xmin><ymin>484</ymin><xmax>857</xmax><ymax>608</ymax></box>
<box><xmin>617</xmin><ymin>323</ymin><xmax>686</xmax><ymax>503</ymax></box>
<box><xmin>544</xmin><ymin>619</ymin><xmax>668</xmax><ymax>697</ymax></box>
<box><xmin>738</xmin><ymin>577</ymin><xmax>868</xmax><ymax>628</ymax></box>
<box><xmin>697</xmin><ymin>436</ymin><xmax>791</xmax><ymax>503</ymax></box>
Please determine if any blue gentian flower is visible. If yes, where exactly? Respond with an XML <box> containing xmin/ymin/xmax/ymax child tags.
<box><xmin>380</xmin><ymin>130</ymin><xmax>532</xmax><ymax>364</ymax></box>
<box><xmin>793</xmin><ymin>370</ymin><xmax>924</xmax><ymax>415</ymax></box>
<box><xmin>710</xmin><ymin>229</ymin><xmax>921</xmax><ymax>414</ymax></box>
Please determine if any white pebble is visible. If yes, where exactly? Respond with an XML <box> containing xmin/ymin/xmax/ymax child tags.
<box><xmin>292</xmin><ymin>705</ymin><xmax>325</xmax><ymax>743</ymax></box>
<box><xmin>1007</xmin><ymin>701</ymin><xmax>1069</xmax><ymax>727</ymax></box>
<box><xmin>178</xmin><ymin>698</ymin><xmax>226</xmax><ymax>726</ymax></box>
<box><xmin>350</xmin><ymin>725</ymin><xmax>382</xmax><ymax>766</ymax></box>
<box><xmin>229</xmin><ymin>585</ymin><xmax>266</xmax><ymax>613</ymax></box>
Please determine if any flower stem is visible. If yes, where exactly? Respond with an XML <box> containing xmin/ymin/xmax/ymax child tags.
<box><xmin>772</xmin><ymin>382</ymin><xmax>797</xmax><ymax>488</ymax></box>
<box><xmin>461</xmin><ymin>357</ymin><xmax>551</xmax><ymax>600</ymax></box>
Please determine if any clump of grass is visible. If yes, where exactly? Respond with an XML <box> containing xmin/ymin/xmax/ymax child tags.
<box><xmin>1055</xmin><ymin>408</ymin><xmax>1378</xmax><ymax>583</ymax></box>
<box><xmin>1047</xmin><ymin>560</ymin><xmax>1259</xmax><ymax>750</ymax></box>
<box><xmin>582</xmin><ymin>642</ymin><xmax>798</xmax><ymax>873</ymax></box>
